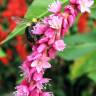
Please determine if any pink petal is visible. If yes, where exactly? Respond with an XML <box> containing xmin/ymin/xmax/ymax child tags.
<box><xmin>38</xmin><ymin>37</ymin><xmax>48</xmax><ymax>43</ymax></box>
<box><xmin>45</xmin><ymin>28</ymin><xmax>54</xmax><ymax>38</ymax></box>
<box><xmin>48</xmin><ymin>0</ymin><xmax>62</xmax><ymax>13</ymax></box>
<box><xmin>36</xmin><ymin>65</ymin><xmax>43</xmax><ymax>73</ymax></box>
<box><xmin>48</xmin><ymin>48</ymin><xmax>56</xmax><ymax>59</ymax></box>
<box><xmin>37</xmin><ymin>43</ymin><xmax>47</xmax><ymax>53</ymax></box>
<box><xmin>33</xmin><ymin>72</ymin><xmax>43</xmax><ymax>81</ymax></box>
<box><xmin>31</xmin><ymin>60</ymin><xmax>38</xmax><ymax>67</ymax></box>
<box><xmin>48</xmin><ymin>35</ymin><xmax>55</xmax><ymax>45</ymax></box>
<box><xmin>33</xmin><ymin>24</ymin><xmax>46</xmax><ymax>35</ymax></box>
<box><xmin>43</xmin><ymin>62</ymin><xmax>51</xmax><ymax>69</ymax></box>
<box><xmin>54</xmin><ymin>40</ymin><xmax>66</xmax><ymax>51</ymax></box>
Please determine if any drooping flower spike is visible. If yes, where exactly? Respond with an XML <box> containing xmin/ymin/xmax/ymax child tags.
<box><xmin>14</xmin><ymin>0</ymin><xmax>94</xmax><ymax>96</ymax></box>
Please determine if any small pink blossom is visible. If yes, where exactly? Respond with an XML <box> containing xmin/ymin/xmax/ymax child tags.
<box><xmin>48</xmin><ymin>35</ymin><xmax>55</xmax><ymax>45</ymax></box>
<box><xmin>70</xmin><ymin>0</ymin><xmax>79</xmax><ymax>4</ymax></box>
<box><xmin>37</xmin><ymin>43</ymin><xmax>47</xmax><ymax>53</ymax></box>
<box><xmin>33</xmin><ymin>23</ymin><xmax>47</xmax><ymax>35</ymax></box>
<box><xmin>64</xmin><ymin>5</ymin><xmax>76</xmax><ymax>15</ymax></box>
<box><xmin>78</xmin><ymin>0</ymin><xmax>94</xmax><ymax>13</ymax></box>
<box><xmin>48</xmin><ymin>0</ymin><xmax>62</xmax><ymax>13</ymax></box>
<box><xmin>33</xmin><ymin>72</ymin><xmax>43</xmax><ymax>81</ymax></box>
<box><xmin>48</xmin><ymin>48</ymin><xmax>56</xmax><ymax>59</ymax></box>
<box><xmin>68</xmin><ymin>15</ymin><xmax>75</xmax><ymax>27</ymax></box>
<box><xmin>63</xmin><ymin>18</ymin><xmax>68</xmax><ymax>29</ymax></box>
<box><xmin>54</xmin><ymin>40</ymin><xmax>66</xmax><ymax>51</ymax></box>
<box><xmin>38</xmin><ymin>37</ymin><xmax>49</xmax><ymax>44</ymax></box>
<box><xmin>30</xmin><ymin>78</ymin><xmax>50</xmax><ymax>90</ymax></box>
<box><xmin>45</xmin><ymin>28</ymin><xmax>54</xmax><ymax>38</ymax></box>
<box><xmin>31</xmin><ymin>56</ymin><xmax>51</xmax><ymax>73</ymax></box>
<box><xmin>48</xmin><ymin>16</ymin><xmax>63</xmax><ymax>29</ymax></box>
<box><xmin>29</xmin><ymin>89</ymin><xmax>40</xmax><ymax>96</ymax></box>
<box><xmin>61</xmin><ymin>28</ymin><xmax>68</xmax><ymax>37</ymax></box>
<box><xmin>15</xmin><ymin>85</ymin><xmax>29</xmax><ymax>96</ymax></box>
<box><xmin>20</xmin><ymin>63</ymin><xmax>36</xmax><ymax>81</ymax></box>
<box><xmin>27</xmin><ymin>52</ymin><xmax>42</xmax><ymax>61</ymax></box>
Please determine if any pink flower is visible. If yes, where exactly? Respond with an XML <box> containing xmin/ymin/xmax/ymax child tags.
<box><xmin>48</xmin><ymin>16</ymin><xmax>63</xmax><ymax>29</ymax></box>
<box><xmin>64</xmin><ymin>5</ymin><xmax>76</xmax><ymax>15</ymax></box>
<box><xmin>48</xmin><ymin>48</ymin><xmax>56</xmax><ymax>59</ymax></box>
<box><xmin>14</xmin><ymin>85</ymin><xmax>29</xmax><ymax>96</ymax></box>
<box><xmin>45</xmin><ymin>28</ymin><xmax>54</xmax><ymax>38</ymax></box>
<box><xmin>33</xmin><ymin>23</ymin><xmax>47</xmax><ymax>35</ymax></box>
<box><xmin>70</xmin><ymin>0</ymin><xmax>79</xmax><ymax>4</ymax></box>
<box><xmin>31</xmin><ymin>56</ymin><xmax>51</xmax><ymax>73</ymax></box>
<box><xmin>33</xmin><ymin>72</ymin><xmax>43</xmax><ymax>81</ymax></box>
<box><xmin>54</xmin><ymin>40</ymin><xmax>66</xmax><ymax>51</ymax></box>
<box><xmin>38</xmin><ymin>37</ymin><xmax>48</xmax><ymax>44</ymax></box>
<box><xmin>67</xmin><ymin>15</ymin><xmax>75</xmax><ymax>27</ymax></box>
<box><xmin>48</xmin><ymin>35</ymin><xmax>55</xmax><ymax>45</ymax></box>
<box><xmin>29</xmin><ymin>89</ymin><xmax>40</xmax><ymax>96</ymax></box>
<box><xmin>48</xmin><ymin>0</ymin><xmax>62</xmax><ymax>13</ymax></box>
<box><xmin>78</xmin><ymin>0</ymin><xmax>94</xmax><ymax>13</ymax></box>
<box><xmin>61</xmin><ymin>28</ymin><xmax>68</xmax><ymax>37</ymax></box>
<box><xmin>20</xmin><ymin>63</ymin><xmax>36</xmax><ymax>81</ymax></box>
<box><xmin>63</xmin><ymin>18</ymin><xmax>68</xmax><ymax>29</ymax></box>
<box><xmin>27</xmin><ymin>52</ymin><xmax>42</xmax><ymax>61</ymax></box>
<box><xmin>37</xmin><ymin>43</ymin><xmax>47</xmax><ymax>53</ymax></box>
<box><xmin>30</xmin><ymin>78</ymin><xmax>50</xmax><ymax>90</ymax></box>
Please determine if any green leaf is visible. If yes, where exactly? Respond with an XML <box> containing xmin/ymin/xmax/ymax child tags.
<box><xmin>70</xmin><ymin>52</ymin><xmax>96</xmax><ymax>80</ymax></box>
<box><xmin>88</xmin><ymin>72</ymin><xmax>96</xmax><ymax>83</ymax></box>
<box><xmin>58</xmin><ymin>43</ymin><xmax>96</xmax><ymax>60</ymax></box>
<box><xmin>58</xmin><ymin>32</ymin><xmax>96</xmax><ymax>60</ymax></box>
<box><xmin>0</xmin><ymin>48</ymin><xmax>6</xmax><ymax>57</ymax></box>
<box><xmin>25</xmin><ymin>0</ymin><xmax>52</xmax><ymax>19</ymax></box>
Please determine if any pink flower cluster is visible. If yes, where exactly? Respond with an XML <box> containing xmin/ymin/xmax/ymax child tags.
<box><xmin>14</xmin><ymin>0</ymin><xmax>94</xmax><ymax>96</ymax></box>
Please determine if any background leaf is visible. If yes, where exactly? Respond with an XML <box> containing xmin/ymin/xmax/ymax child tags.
<box><xmin>69</xmin><ymin>52</ymin><xmax>96</xmax><ymax>80</ymax></box>
<box><xmin>25</xmin><ymin>0</ymin><xmax>52</xmax><ymax>19</ymax></box>
<box><xmin>58</xmin><ymin>31</ymin><xmax>96</xmax><ymax>60</ymax></box>
<box><xmin>0</xmin><ymin>48</ymin><xmax>6</xmax><ymax>57</ymax></box>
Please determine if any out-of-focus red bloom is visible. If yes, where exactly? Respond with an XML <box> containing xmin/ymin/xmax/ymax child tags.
<box><xmin>0</xmin><ymin>26</ymin><xmax>8</xmax><ymax>42</ymax></box>
<box><xmin>0</xmin><ymin>57</ymin><xmax>9</xmax><ymax>65</ymax></box>
<box><xmin>2</xmin><ymin>0</ymin><xmax>27</xmax><ymax>18</ymax></box>
<box><xmin>78</xmin><ymin>12</ymin><xmax>89</xmax><ymax>33</ymax></box>
<box><xmin>8</xmin><ymin>18</ymin><xmax>17</xmax><ymax>30</ymax></box>
<box><xmin>2</xmin><ymin>0</ymin><xmax>27</xmax><ymax>30</ymax></box>
<box><xmin>15</xmin><ymin>36</ymin><xmax>28</xmax><ymax>61</ymax></box>
<box><xmin>0</xmin><ymin>0</ymin><xmax>2</xmax><ymax>5</ymax></box>
<box><xmin>0</xmin><ymin>0</ymin><xmax>28</xmax><ymax>65</ymax></box>
<box><xmin>6</xmin><ymin>48</ymin><xmax>13</xmax><ymax>60</ymax></box>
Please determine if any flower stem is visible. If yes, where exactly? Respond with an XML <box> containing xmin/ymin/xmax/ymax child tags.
<box><xmin>38</xmin><ymin>11</ymin><xmax>49</xmax><ymax>18</ymax></box>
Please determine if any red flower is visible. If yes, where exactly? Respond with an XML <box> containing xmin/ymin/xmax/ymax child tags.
<box><xmin>78</xmin><ymin>12</ymin><xmax>89</xmax><ymax>33</ymax></box>
<box><xmin>0</xmin><ymin>57</ymin><xmax>9</xmax><ymax>65</ymax></box>
<box><xmin>0</xmin><ymin>0</ymin><xmax>2</xmax><ymax>5</ymax></box>
<box><xmin>0</xmin><ymin>26</ymin><xmax>8</xmax><ymax>42</ymax></box>
<box><xmin>6</xmin><ymin>48</ymin><xmax>13</xmax><ymax>60</ymax></box>
<box><xmin>0</xmin><ymin>0</ymin><xmax>28</xmax><ymax>64</ymax></box>
<box><xmin>15</xmin><ymin>36</ymin><xmax>28</xmax><ymax>61</ymax></box>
